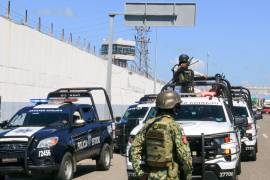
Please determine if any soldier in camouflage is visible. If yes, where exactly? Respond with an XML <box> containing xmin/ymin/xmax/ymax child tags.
<box><xmin>172</xmin><ymin>54</ymin><xmax>195</xmax><ymax>93</ymax></box>
<box><xmin>130</xmin><ymin>91</ymin><xmax>192</xmax><ymax>180</ymax></box>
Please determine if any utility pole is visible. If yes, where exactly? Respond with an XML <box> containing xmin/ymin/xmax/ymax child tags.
<box><xmin>154</xmin><ymin>28</ymin><xmax>158</xmax><ymax>94</ymax></box>
<box><xmin>106</xmin><ymin>13</ymin><xmax>115</xmax><ymax>101</ymax></box>
<box><xmin>206</xmin><ymin>52</ymin><xmax>210</xmax><ymax>76</ymax></box>
<box><xmin>135</xmin><ymin>26</ymin><xmax>150</xmax><ymax>77</ymax></box>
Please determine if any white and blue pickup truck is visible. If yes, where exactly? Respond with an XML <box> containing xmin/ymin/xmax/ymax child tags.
<box><xmin>232</xmin><ymin>100</ymin><xmax>258</xmax><ymax>161</ymax></box>
<box><xmin>0</xmin><ymin>87</ymin><xmax>115</xmax><ymax>180</ymax></box>
<box><xmin>114</xmin><ymin>95</ymin><xmax>157</xmax><ymax>153</ymax></box>
<box><xmin>126</xmin><ymin>96</ymin><xmax>242</xmax><ymax>180</ymax></box>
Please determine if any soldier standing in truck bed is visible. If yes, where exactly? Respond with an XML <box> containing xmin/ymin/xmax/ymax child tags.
<box><xmin>172</xmin><ymin>54</ymin><xmax>194</xmax><ymax>93</ymax></box>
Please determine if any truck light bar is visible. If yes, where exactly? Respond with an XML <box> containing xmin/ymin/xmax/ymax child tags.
<box><xmin>31</xmin><ymin>98</ymin><xmax>78</xmax><ymax>104</ymax></box>
<box><xmin>49</xmin><ymin>98</ymin><xmax>78</xmax><ymax>103</ymax></box>
<box><xmin>30</xmin><ymin>99</ymin><xmax>48</xmax><ymax>103</ymax></box>
<box><xmin>201</xmin><ymin>91</ymin><xmax>216</xmax><ymax>97</ymax></box>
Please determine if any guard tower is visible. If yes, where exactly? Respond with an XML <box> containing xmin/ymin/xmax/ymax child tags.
<box><xmin>100</xmin><ymin>38</ymin><xmax>135</xmax><ymax>68</ymax></box>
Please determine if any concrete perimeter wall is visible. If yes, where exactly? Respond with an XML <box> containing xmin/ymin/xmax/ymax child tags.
<box><xmin>0</xmin><ymin>17</ymin><xmax>164</xmax><ymax>120</ymax></box>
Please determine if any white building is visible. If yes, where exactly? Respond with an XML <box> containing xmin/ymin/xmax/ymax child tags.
<box><xmin>100</xmin><ymin>38</ymin><xmax>136</xmax><ymax>68</ymax></box>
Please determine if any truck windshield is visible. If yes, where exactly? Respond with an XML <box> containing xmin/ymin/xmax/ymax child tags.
<box><xmin>123</xmin><ymin>106</ymin><xmax>149</xmax><ymax>119</ymax></box>
<box><xmin>175</xmin><ymin>105</ymin><xmax>226</xmax><ymax>122</ymax></box>
<box><xmin>7</xmin><ymin>109</ymin><xmax>69</xmax><ymax>127</ymax></box>
<box><xmin>232</xmin><ymin>106</ymin><xmax>249</xmax><ymax>118</ymax></box>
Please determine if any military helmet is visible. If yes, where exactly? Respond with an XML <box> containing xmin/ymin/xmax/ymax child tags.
<box><xmin>156</xmin><ymin>91</ymin><xmax>181</xmax><ymax>109</ymax></box>
<box><xmin>73</xmin><ymin>111</ymin><xmax>81</xmax><ymax>120</ymax></box>
<box><xmin>179</xmin><ymin>54</ymin><xmax>189</xmax><ymax>64</ymax></box>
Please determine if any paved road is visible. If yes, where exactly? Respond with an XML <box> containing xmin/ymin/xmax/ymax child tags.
<box><xmin>7</xmin><ymin>115</ymin><xmax>270</xmax><ymax>180</ymax></box>
<box><xmin>238</xmin><ymin>114</ymin><xmax>270</xmax><ymax>180</ymax></box>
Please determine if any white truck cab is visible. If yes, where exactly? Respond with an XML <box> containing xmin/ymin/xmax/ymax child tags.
<box><xmin>126</xmin><ymin>96</ymin><xmax>241</xmax><ymax>180</ymax></box>
<box><xmin>114</xmin><ymin>98</ymin><xmax>157</xmax><ymax>153</ymax></box>
<box><xmin>232</xmin><ymin>100</ymin><xmax>258</xmax><ymax>161</ymax></box>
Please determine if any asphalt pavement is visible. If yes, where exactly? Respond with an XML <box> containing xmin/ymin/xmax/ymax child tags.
<box><xmin>238</xmin><ymin>114</ymin><xmax>270</xmax><ymax>180</ymax></box>
<box><xmin>7</xmin><ymin>114</ymin><xmax>270</xmax><ymax>180</ymax></box>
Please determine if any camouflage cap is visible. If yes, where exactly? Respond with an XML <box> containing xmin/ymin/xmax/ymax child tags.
<box><xmin>156</xmin><ymin>91</ymin><xmax>181</xmax><ymax>109</ymax></box>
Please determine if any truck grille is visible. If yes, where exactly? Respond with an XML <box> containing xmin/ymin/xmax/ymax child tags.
<box><xmin>187</xmin><ymin>135</ymin><xmax>222</xmax><ymax>175</ymax></box>
<box><xmin>0</xmin><ymin>142</ymin><xmax>28</xmax><ymax>157</ymax></box>
<box><xmin>188</xmin><ymin>136</ymin><xmax>220</xmax><ymax>160</ymax></box>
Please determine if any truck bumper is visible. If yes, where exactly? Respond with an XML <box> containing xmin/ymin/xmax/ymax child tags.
<box><xmin>0</xmin><ymin>157</ymin><xmax>59</xmax><ymax>175</ymax></box>
<box><xmin>0</xmin><ymin>164</ymin><xmax>58</xmax><ymax>174</ymax></box>
<box><xmin>127</xmin><ymin>165</ymin><xmax>236</xmax><ymax>180</ymax></box>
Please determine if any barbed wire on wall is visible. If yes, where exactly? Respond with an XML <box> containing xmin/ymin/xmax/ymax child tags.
<box><xmin>0</xmin><ymin>0</ymin><xmax>165</xmax><ymax>84</ymax></box>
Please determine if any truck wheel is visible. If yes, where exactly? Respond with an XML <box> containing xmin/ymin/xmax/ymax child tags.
<box><xmin>237</xmin><ymin>161</ymin><xmax>241</xmax><ymax>175</ymax></box>
<box><xmin>250</xmin><ymin>149</ymin><xmax>257</xmax><ymax>161</ymax></box>
<box><xmin>228</xmin><ymin>171</ymin><xmax>238</xmax><ymax>180</ymax></box>
<box><xmin>55</xmin><ymin>152</ymin><xmax>74</xmax><ymax>180</ymax></box>
<box><xmin>255</xmin><ymin>142</ymin><xmax>258</xmax><ymax>153</ymax></box>
<box><xmin>96</xmin><ymin>143</ymin><xmax>111</xmax><ymax>170</ymax></box>
<box><xmin>224</xmin><ymin>170</ymin><xmax>238</xmax><ymax>180</ymax></box>
<box><xmin>0</xmin><ymin>175</ymin><xmax>5</xmax><ymax>180</ymax></box>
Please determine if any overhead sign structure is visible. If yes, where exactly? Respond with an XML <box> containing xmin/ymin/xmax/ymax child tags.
<box><xmin>106</xmin><ymin>3</ymin><xmax>196</xmax><ymax>99</ymax></box>
<box><xmin>124</xmin><ymin>3</ymin><xmax>196</xmax><ymax>27</ymax></box>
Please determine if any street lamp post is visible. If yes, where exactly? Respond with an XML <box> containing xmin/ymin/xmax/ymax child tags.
<box><xmin>106</xmin><ymin>13</ymin><xmax>116</xmax><ymax>101</ymax></box>
<box><xmin>154</xmin><ymin>28</ymin><xmax>158</xmax><ymax>94</ymax></box>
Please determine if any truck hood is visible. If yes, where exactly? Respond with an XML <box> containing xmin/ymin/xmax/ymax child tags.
<box><xmin>0</xmin><ymin>126</ymin><xmax>58</xmax><ymax>140</ymax></box>
<box><xmin>129</xmin><ymin>121</ymin><xmax>233</xmax><ymax>137</ymax></box>
<box><xmin>179</xmin><ymin>121</ymin><xmax>233</xmax><ymax>136</ymax></box>
<box><xmin>116</xmin><ymin>117</ymin><xmax>142</xmax><ymax>125</ymax></box>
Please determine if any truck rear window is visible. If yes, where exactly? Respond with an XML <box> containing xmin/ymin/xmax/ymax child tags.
<box><xmin>174</xmin><ymin>105</ymin><xmax>226</xmax><ymax>122</ymax></box>
<box><xmin>232</xmin><ymin>106</ymin><xmax>249</xmax><ymax>118</ymax></box>
<box><xmin>123</xmin><ymin>107</ymin><xmax>149</xmax><ymax>120</ymax></box>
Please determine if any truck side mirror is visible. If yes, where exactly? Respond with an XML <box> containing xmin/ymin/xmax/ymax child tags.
<box><xmin>115</xmin><ymin>116</ymin><xmax>121</xmax><ymax>122</ymax></box>
<box><xmin>74</xmin><ymin>119</ymin><xmax>86</xmax><ymax>127</ymax></box>
<box><xmin>0</xmin><ymin>120</ymin><xmax>8</xmax><ymax>128</ymax></box>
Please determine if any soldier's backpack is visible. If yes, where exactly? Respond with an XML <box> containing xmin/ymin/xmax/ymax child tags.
<box><xmin>145</xmin><ymin>116</ymin><xmax>174</xmax><ymax>167</ymax></box>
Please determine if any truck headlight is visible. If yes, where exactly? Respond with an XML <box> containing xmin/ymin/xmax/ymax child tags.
<box><xmin>37</xmin><ymin>137</ymin><xmax>59</xmax><ymax>148</ymax></box>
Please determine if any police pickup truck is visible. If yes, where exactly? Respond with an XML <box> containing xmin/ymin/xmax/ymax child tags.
<box><xmin>0</xmin><ymin>88</ymin><xmax>115</xmax><ymax>180</ymax></box>
<box><xmin>127</xmin><ymin>77</ymin><xmax>243</xmax><ymax>180</ymax></box>
<box><xmin>232</xmin><ymin>100</ymin><xmax>258</xmax><ymax>161</ymax></box>
<box><xmin>126</xmin><ymin>94</ymin><xmax>242</xmax><ymax>180</ymax></box>
<box><xmin>114</xmin><ymin>94</ymin><xmax>157</xmax><ymax>154</ymax></box>
<box><xmin>231</xmin><ymin>86</ymin><xmax>261</xmax><ymax>161</ymax></box>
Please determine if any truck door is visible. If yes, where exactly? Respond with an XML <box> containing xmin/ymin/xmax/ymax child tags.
<box><xmin>81</xmin><ymin>106</ymin><xmax>101</xmax><ymax>157</ymax></box>
<box><xmin>71</xmin><ymin>110</ymin><xmax>92</xmax><ymax>161</ymax></box>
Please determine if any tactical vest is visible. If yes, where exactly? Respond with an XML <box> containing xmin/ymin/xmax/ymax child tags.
<box><xmin>145</xmin><ymin>116</ymin><xmax>173</xmax><ymax>167</ymax></box>
<box><xmin>178</xmin><ymin>70</ymin><xmax>193</xmax><ymax>84</ymax></box>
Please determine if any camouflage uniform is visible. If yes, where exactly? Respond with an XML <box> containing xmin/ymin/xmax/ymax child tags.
<box><xmin>173</xmin><ymin>68</ymin><xmax>194</xmax><ymax>93</ymax></box>
<box><xmin>130</xmin><ymin>115</ymin><xmax>192</xmax><ymax>180</ymax></box>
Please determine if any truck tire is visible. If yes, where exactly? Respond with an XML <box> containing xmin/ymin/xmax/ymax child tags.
<box><xmin>237</xmin><ymin>160</ymin><xmax>241</xmax><ymax>175</ymax></box>
<box><xmin>234</xmin><ymin>173</ymin><xmax>238</xmax><ymax>180</ymax></box>
<box><xmin>55</xmin><ymin>152</ymin><xmax>74</xmax><ymax>180</ymax></box>
<box><xmin>96</xmin><ymin>143</ymin><xmax>111</xmax><ymax>170</ymax></box>
<box><xmin>255</xmin><ymin>141</ymin><xmax>258</xmax><ymax>153</ymax></box>
<box><xmin>224</xmin><ymin>167</ymin><xmax>238</xmax><ymax>180</ymax></box>
<box><xmin>226</xmin><ymin>170</ymin><xmax>238</xmax><ymax>180</ymax></box>
<box><xmin>250</xmin><ymin>149</ymin><xmax>257</xmax><ymax>161</ymax></box>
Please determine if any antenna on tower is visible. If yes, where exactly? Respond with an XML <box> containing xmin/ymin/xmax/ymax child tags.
<box><xmin>135</xmin><ymin>26</ymin><xmax>151</xmax><ymax>77</ymax></box>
